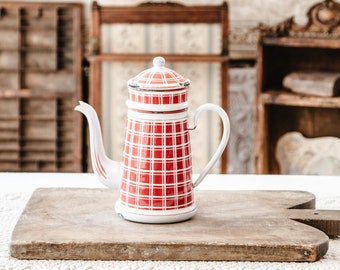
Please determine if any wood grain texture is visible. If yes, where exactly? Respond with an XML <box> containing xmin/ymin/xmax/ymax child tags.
<box><xmin>10</xmin><ymin>188</ymin><xmax>339</xmax><ymax>262</ymax></box>
<box><xmin>0</xmin><ymin>2</ymin><xmax>83</xmax><ymax>172</ymax></box>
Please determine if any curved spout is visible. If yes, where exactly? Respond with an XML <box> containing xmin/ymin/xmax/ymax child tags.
<box><xmin>75</xmin><ymin>101</ymin><xmax>122</xmax><ymax>189</ymax></box>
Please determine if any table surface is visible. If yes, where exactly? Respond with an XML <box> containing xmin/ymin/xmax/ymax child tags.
<box><xmin>1</xmin><ymin>172</ymin><xmax>340</xmax><ymax>195</ymax></box>
<box><xmin>1</xmin><ymin>172</ymin><xmax>340</xmax><ymax>269</ymax></box>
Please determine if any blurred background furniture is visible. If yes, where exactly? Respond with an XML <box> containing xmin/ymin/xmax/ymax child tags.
<box><xmin>86</xmin><ymin>1</ymin><xmax>229</xmax><ymax>173</ymax></box>
<box><xmin>1</xmin><ymin>0</ymin><xmax>337</xmax><ymax>175</ymax></box>
<box><xmin>255</xmin><ymin>0</ymin><xmax>340</xmax><ymax>174</ymax></box>
<box><xmin>276</xmin><ymin>131</ymin><xmax>340</xmax><ymax>175</ymax></box>
<box><xmin>0</xmin><ymin>2</ymin><xmax>83</xmax><ymax>172</ymax></box>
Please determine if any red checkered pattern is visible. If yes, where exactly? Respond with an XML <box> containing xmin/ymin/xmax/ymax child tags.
<box><xmin>120</xmin><ymin>116</ymin><xmax>194</xmax><ymax>211</ymax></box>
<box><xmin>121</xmin><ymin>57</ymin><xmax>195</xmax><ymax>211</ymax></box>
<box><xmin>128</xmin><ymin>63</ymin><xmax>189</xmax><ymax>90</ymax></box>
<box><xmin>128</xmin><ymin>88</ymin><xmax>188</xmax><ymax>105</ymax></box>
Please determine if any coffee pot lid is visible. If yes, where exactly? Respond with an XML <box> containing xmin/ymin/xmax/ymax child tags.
<box><xmin>128</xmin><ymin>57</ymin><xmax>190</xmax><ymax>90</ymax></box>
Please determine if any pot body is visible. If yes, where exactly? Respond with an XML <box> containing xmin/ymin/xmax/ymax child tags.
<box><xmin>116</xmin><ymin>107</ymin><xmax>196</xmax><ymax>223</ymax></box>
<box><xmin>115</xmin><ymin>57</ymin><xmax>230</xmax><ymax>223</ymax></box>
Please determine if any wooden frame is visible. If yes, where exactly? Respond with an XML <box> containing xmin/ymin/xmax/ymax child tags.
<box><xmin>255</xmin><ymin>0</ymin><xmax>340</xmax><ymax>174</ymax></box>
<box><xmin>0</xmin><ymin>2</ymin><xmax>83</xmax><ymax>172</ymax></box>
<box><xmin>87</xmin><ymin>1</ymin><xmax>229</xmax><ymax>173</ymax></box>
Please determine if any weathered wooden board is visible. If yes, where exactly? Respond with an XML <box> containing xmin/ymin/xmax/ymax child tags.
<box><xmin>10</xmin><ymin>188</ymin><xmax>340</xmax><ymax>262</ymax></box>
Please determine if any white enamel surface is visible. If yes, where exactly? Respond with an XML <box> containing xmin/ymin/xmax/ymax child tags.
<box><xmin>192</xmin><ymin>104</ymin><xmax>231</xmax><ymax>187</ymax></box>
<box><xmin>75</xmin><ymin>101</ymin><xmax>122</xmax><ymax>189</ymax></box>
<box><xmin>153</xmin><ymin>56</ymin><xmax>166</xmax><ymax>68</ymax></box>
<box><xmin>126</xmin><ymin>100</ymin><xmax>188</xmax><ymax>112</ymax></box>
<box><xmin>115</xmin><ymin>201</ymin><xmax>197</xmax><ymax>224</ymax></box>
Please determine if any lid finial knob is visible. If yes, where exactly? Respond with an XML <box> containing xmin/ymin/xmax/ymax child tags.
<box><xmin>153</xmin><ymin>56</ymin><xmax>165</xmax><ymax>68</ymax></box>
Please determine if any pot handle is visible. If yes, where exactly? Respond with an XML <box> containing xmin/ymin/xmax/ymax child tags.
<box><xmin>190</xmin><ymin>103</ymin><xmax>230</xmax><ymax>188</ymax></box>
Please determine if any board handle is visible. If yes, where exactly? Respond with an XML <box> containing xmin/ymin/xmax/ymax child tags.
<box><xmin>287</xmin><ymin>209</ymin><xmax>340</xmax><ymax>237</ymax></box>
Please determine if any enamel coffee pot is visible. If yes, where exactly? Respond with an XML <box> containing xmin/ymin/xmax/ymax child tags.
<box><xmin>75</xmin><ymin>57</ymin><xmax>230</xmax><ymax>223</ymax></box>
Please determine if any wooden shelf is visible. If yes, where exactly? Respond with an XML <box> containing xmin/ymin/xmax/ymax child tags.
<box><xmin>261</xmin><ymin>90</ymin><xmax>340</xmax><ymax>109</ymax></box>
<box><xmin>255</xmin><ymin>0</ymin><xmax>340</xmax><ymax>175</ymax></box>
<box><xmin>262</xmin><ymin>37</ymin><xmax>340</xmax><ymax>49</ymax></box>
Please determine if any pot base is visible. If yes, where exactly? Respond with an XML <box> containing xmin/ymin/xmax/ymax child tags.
<box><xmin>115</xmin><ymin>201</ymin><xmax>197</xmax><ymax>224</ymax></box>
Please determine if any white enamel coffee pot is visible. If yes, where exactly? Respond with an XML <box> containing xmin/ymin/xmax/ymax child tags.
<box><xmin>75</xmin><ymin>57</ymin><xmax>230</xmax><ymax>223</ymax></box>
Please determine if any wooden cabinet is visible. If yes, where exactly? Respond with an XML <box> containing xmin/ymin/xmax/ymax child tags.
<box><xmin>0</xmin><ymin>2</ymin><xmax>84</xmax><ymax>172</ymax></box>
<box><xmin>255</xmin><ymin>0</ymin><xmax>340</xmax><ymax>174</ymax></box>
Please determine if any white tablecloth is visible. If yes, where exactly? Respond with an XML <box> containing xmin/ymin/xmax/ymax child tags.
<box><xmin>0</xmin><ymin>173</ymin><xmax>339</xmax><ymax>270</ymax></box>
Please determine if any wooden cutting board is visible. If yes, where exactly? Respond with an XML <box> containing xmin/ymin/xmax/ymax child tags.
<box><xmin>10</xmin><ymin>188</ymin><xmax>340</xmax><ymax>262</ymax></box>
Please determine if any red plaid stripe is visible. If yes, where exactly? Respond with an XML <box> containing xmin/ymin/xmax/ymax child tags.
<box><xmin>129</xmin><ymin>67</ymin><xmax>188</xmax><ymax>90</ymax></box>
<box><xmin>120</xmin><ymin>116</ymin><xmax>193</xmax><ymax>211</ymax></box>
<box><xmin>128</xmin><ymin>88</ymin><xmax>188</xmax><ymax>105</ymax></box>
